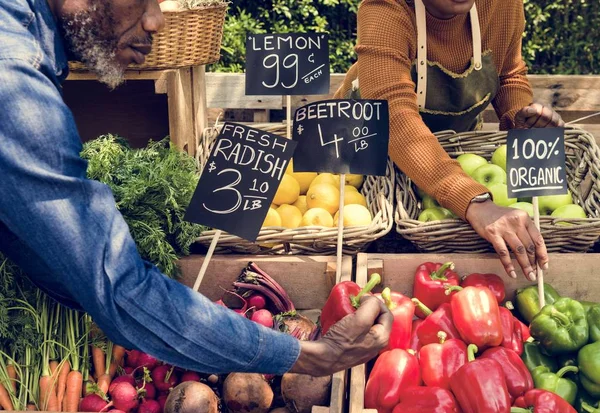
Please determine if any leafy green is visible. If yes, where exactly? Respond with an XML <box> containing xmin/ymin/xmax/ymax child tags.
<box><xmin>81</xmin><ymin>135</ymin><xmax>207</xmax><ymax>278</ymax></box>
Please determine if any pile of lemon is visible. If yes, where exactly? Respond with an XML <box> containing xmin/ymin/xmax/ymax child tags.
<box><xmin>263</xmin><ymin>161</ymin><xmax>373</xmax><ymax>229</ymax></box>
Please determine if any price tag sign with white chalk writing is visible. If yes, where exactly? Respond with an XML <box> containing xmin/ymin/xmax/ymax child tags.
<box><xmin>292</xmin><ymin>99</ymin><xmax>390</xmax><ymax>176</ymax></box>
<box><xmin>185</xmin><ymin>123</ymin><xmax>297</xmax><ymax>241</ymax></box>
<box><xmin>506</xmin><ymin>127</ymin><xmax>568</xmax><ymax>198</ymax></box>
<box><xmin>245</xmin><ymin>33</ymin><xmax>330</xmax><ymax>96</ymax></box>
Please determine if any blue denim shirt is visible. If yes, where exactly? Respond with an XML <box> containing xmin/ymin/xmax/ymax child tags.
<box><xmin>0</xmin><ymin>0</ymin><xmax>300</xmax><ymax>374</ymax></box>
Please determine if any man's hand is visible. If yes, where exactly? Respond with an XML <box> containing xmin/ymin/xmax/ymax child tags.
<box><xmin>289</xmin><ymin>296</ymin><xmax>392</xmax><ymax>377</ymax></box>
<box><xmin>515</xmin><ymin>103</ymin><xmax>565</xmax><ymax>129</ymax></box>
<box><xmin>466</xmin><ymin>200</ymin><xmax>549</xmax><ymax>281</ymax></box>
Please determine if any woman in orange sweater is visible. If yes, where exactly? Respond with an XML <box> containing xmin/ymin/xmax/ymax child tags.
<box><xmin>336</xmin><ymin>0</ymin><xmax>564</xmax><ymax>281</ymax></box>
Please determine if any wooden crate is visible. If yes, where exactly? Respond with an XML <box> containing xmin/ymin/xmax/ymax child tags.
<box><xmin>349</xmin><ymin>252</ymin><xmax>600</xmax><ymax>413</ymax></box>
<box><xmin>178</xmin><ymin>254</ymin><xmax>353</xmax><ymax>413</ymax></box>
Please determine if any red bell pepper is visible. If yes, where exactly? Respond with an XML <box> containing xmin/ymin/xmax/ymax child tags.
<box><xmin>480</xmin><ymin>346</ymin><xmax>533</xmax><ymax>400</ymax></box>
<box><xmin>461</xmin><ymin>272</ymin><xmax>505</xmax><ymax>303</ymax></box>
<box><xmin>391</xmin><ymin>387</ymin><xmax>460</xmax><ymax>413</ymax></box>
<box><xmin>364</xmin><ymin>349</ymin><xmax>421</xmax><ymax>413</ymax></box>
<box><xmin>506</xmin><ymin>301</ymin><xmax>532</xmax><ymax>341</ymax></box>
<box><xmin>409</xmin><ymin>319</ymin><xmax>423</xmax><ymax>352</ymax></box>
<box><xmin>446</xmin><ymin>285</ymin><xmax>503</xmax><ymax>348</ymax></box>
<box><xmin>412</xmin><ymin>300</ymin><xmax>461</xmax><ymax>345</ymax></box>
<box><xmin>375</xmin><ymin>288</ymin><xmax>415</xmax><ymax>351</ymax></box>
<box><xmin>450</xmin><ymin>344</ymin><xmax>511</xmax><ymax>413</ymax></box>
<box><xmin>320</xmin><ymin>273</ymin><xmax>380</xmax><ymax>334</ymax></box>
<box><xmin>500</xmin><ymin>306</ymin><xmax>524</xmax><ymax>355</ymax></box>
<box><xmin>413</xmin><ymin>262</ymin><xmax>459</xmax><ymax>319</ymax></box>
<box><xmin>512</xmin><ymin>389</ymin><xmax>577</xmax><ymax>413</ymax></box>
<box><xmin>419</xmin><ymin>331</ymin><xmax>468</xmax><ymax>390</ymax></box>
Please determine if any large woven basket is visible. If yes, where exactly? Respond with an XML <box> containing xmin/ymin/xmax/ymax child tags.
<box><xmin>194</xmin><ymin>122</ymin><xmax>395</xmax><ymax>255</ymax></box>
<box><xmin>69</xmin><ymin>3</ymin><xmax>227</xmax><ymax>71</ymax></box>
<box><xmin>395</xmin><ymin>127</ymin><xmax>600</xmax><ymax>253</ymax></box>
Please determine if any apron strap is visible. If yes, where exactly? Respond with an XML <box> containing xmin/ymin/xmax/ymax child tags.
<box><xmin>416</xmin><ymin>0</ymin><xmax>483</xmax><ymax>109</ymax></box>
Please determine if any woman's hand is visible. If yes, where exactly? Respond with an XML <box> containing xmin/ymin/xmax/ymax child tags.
<box><xmin>515</xmin><ymin>103</ymin><xmax>565</xmax><ymax>129</ymax></box>
<box><xmin>466</xmin><ymin>200</ymin><xmax>549</xmax><ymax>281</ymax></box>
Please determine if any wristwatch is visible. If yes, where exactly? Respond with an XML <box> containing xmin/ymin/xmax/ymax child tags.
<box><xmin>470</xmin><ymin>193</ymin><xmax>492</xmax><ymax>204</ymax></box>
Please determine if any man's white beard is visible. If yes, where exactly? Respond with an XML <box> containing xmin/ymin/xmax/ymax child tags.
<box><xmin>61</xmin><ymin>5</ymin><xmax>125</xmax><ymax>89</ymax></box>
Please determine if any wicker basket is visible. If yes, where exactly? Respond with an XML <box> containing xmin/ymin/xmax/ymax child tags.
<box><xmin>69</xmin><ymin>3</ymin><xmax>227</xmax><ymax>72</ymax></box>
<box><xmin>194</xmin><ymin>122</ymin><xmax>395</xmax><ymax>255</ymax></box>
<box><xmin>395</xmin><ymin>127</ymin><xmax>600</xmax><ymax>253</ymax></box>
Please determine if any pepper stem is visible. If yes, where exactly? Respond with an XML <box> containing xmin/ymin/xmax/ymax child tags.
<box><xmin>581</xmin><ymin>402</ymin><xmax>600</xmax><ymax>413</ymax></box>
<box><xmin>381</xmin><ymin>288</ymin><xmax>396</xmax><ymax>310</ymax></box>
<box><xmin>551</xmin><ymin>308</ymin><xmax>572</xmax><ymax>327</ymax></box>
<box><xmin>445</xmin><ymin>285</ymin><xmax>463</xmax><ymax>296</ymax></box>
<box><xmin>411</xmin><ymin>298</ymin><xmax>433</xmax><ymax>316</ymax></box>
<box><xmin>430</xmin><ymin>262</ymin><xmax>455</xmax><ymax>281</ymax></box>
<box><xmin>556</xmin><ymin>365</ymin><xmax>579</xmax><ymax>378</ymax></box>
<box><xmin>505</xmin><ymin>301</ymin><xmax>515</xmax><ymax>311</ymax></box>
<box><xmin>510</xmin><ymin>409</ymin><xmax>530</xmax><ymax>413</ymax></box>
<box><xmin>350</xmin><ymin>273</ymin><xmax>381</xmax><ymax>308</ymax></box>
<box><xmin>467</xmin><ymin>344</ymin><xmax>478</xmax><ymax>362</ymax></box>
<box><xmin>437</xmin><ymin>331</ymin><xmax>447</xmax><ymax>344</ymax></box>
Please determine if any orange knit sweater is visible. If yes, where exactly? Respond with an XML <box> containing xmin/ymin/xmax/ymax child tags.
<box><xmin>335</xmin><ymin>0</ymin><xmax>533</xmax><ymax>219</ymax></box>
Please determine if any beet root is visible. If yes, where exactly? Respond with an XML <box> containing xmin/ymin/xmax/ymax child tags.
<box><xmin>281</xmin><ymin>373</ymin><xmax>331</xmax><ymax>413</ymax></box>
<box><xmin>222</xmin><ymin>373</ymin><xmax>273</xmax><ymax>413</ymax></box>
<box><xmin>164</xmin><ymin>381</ymin><xmax>218</xmax><ymax>413</ymax></box>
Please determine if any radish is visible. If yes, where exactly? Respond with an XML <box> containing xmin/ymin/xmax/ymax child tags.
<box><xmin>251</xmin><ymin>309</ymin><xmax>273</xmax><ymax>328</ymax></box>
<box><xmin>180</xmin><ymin>371</ymin><xmax>201</xmax><ymax>383</ymax></box>
<box><xmin>110</xmin><ymin>411</ymin><xmax>127</xmax><ymax>413</ymax></box>
<box><xmin>140</xmin><ymin>381</ymin><xmax>157</xmax><ymax>400</ymax></box>
<box><xmin>157</xmin><ymin>394</ymin><xmax>168</xmax><ymax>411</ymax></box>
<box><xmin>110</xmin><ymin>382</ymin><xmax>140</xmax><ymax>412</ymax></box>
<box><xmin>124</xmin><ymin>366</ymin><xmax>134</xmax><ymax>375</ymax></box>
<box><xmin>139</xmin><ymin>399</ymin><xmax>162</xmax><ymax>413</ymax></box>
<box><xmin>110</xmin><ymin>374</ymin><xmax>136</xmax><ymax>392</ymax></box>
<box><xmin>79</xmin><ymin>394</ymin><xmax>109</xmax><ymax>412</ymax></box>
<box><xmin>136</xmin><ymin>353</ymin><xmax>160</xmax><ymax>370</ymax></box>
<box><xmin>248</xmin><ymin>294</ymin><xmax>267</xmax><ymax>310</ymax></box>
<box><xmin>152</xmin><ymin>365</ymin><xmax>179</xmax><ymax>392</ymax></box>
<box><xmin>126</xmin><ymin>350</ymin><xmax>142</xmax><ymax>368</ymax></box>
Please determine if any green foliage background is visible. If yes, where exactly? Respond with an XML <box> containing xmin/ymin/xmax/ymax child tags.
<box><xmin>211</xmin><ymin>0</ymin><xmax>599</xmax><ymax>74</ymax></box>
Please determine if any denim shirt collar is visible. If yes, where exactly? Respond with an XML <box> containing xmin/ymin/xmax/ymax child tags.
<box><xmin>31</xmin><ymin>0</ymin><xmax>69</xmax><ymax>82</ymax></box>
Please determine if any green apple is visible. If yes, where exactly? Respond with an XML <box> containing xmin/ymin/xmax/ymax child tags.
<box><xmin>491</xmin><ymin>145</ymin><xmax>507</xmax><ymax>171</ymax></box>
<box><xmin>457</xmin><ymin>154</ymin><xmax>489</xmax><ymax>176</ymax></box>
<box><xmin>488</xmin><ymin>183</ymin><xmax>517</xmax><ymax>207</ymax></box>
<box><xmin>538</xmin><ymin>192</ymin><xmax>573</xmax><ymax>216</ymax></box>
<box><xmin>551</xmin><ymin>204</ymin><xmax>587</xmax><ymax>226</ymax></box>
<box><xmin>518</xmin><ymin>197</ymin><xmax>533</xmax><ymax>203</ymax></box>
<box><xmin>472</xmin><ymin>164</ymin><xmax>507</xmax><ymax>187</ymax></box>
<box><xmin>422</xmin><ymin>196</ymin><xmax>440</xmax><ymax>209</ymax></box>
<box><xmin>418</xmin><ymin>207</ymin><xmax>454</xmax><ymax>222</ymax></box>
<box><xmin>509</xmin><ymin>202</ymin><xmax>535</xmax><ymax>217</ymax></box>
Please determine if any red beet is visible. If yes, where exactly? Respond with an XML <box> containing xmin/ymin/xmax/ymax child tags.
<box><xmin>109</xmin><ymin>382</ymin><xmax>140</xmax><ymax>412</ymax></box>
<box><xmin>251</xmin><ymin>309</ymin><xmax>274</xmax><ymax>328</ymax></box>
<box><xmin>180</xmin><ymin>371</ymin><xmax>201</xmax><ymax>383</ymax></box>
<box><xmin>79</xmin><ymin>394</ymin><xmax>109</xmax><ymax>412</ymax></box>
<box><xmin>136</xmin><ymin>353</ymin><xmax>160</xmax><ymax>370</ymax></box>
<box><xmin>126</xmin><ymin>350</ymin><xmax>142</xmax><ymax>368</ymax></box>
<box><xmin>139</xmin><ymin>399</ymin><xmax>162</xmax><ymax>413</ymax></box>
<box><xmin>248</xmin><ymin>294</ymin><xmax>267</xmax><ymax>310</ymax></box>
<box><xmin>152</xmin><ymin>365</ymin><xmax>179</xmax><ymax>392</ymax></box>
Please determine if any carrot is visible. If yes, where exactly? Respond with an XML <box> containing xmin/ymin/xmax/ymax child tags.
<box><xmin>92</xmin><ymin>346</ymin><xmax>105</xmax><ymax>380</ymax></box>
<box><xmin>6</xmin><ymin>363</ymin><xmax>17</xmax><ymax>394</ymax></box>
<box><xmin>49</xmin><ymin>360</ymin><xmax>59</xmax><ymax>378</ymax></box>
<box><xmin>57</xmin><ymin>359</ymin><xmax>71</xmax><ymax>411</ymax></box>
<box><xmin>63</xmin><ymin>370</ymin><xmax>83</xmax><ymax>412</ymax></box>
<box><xmin>26</xmin><ymin>403</ymin><xmax>36</xmax><ymax>410</ymax></box>
<box><xmin>97</xmin><ymin>373</ymin><xmax>111</xmax><ymax>396</ymax></box>
<box><xmin>0</xmin><ymin>381</ymin><xmax>14</xmax><ymax>410</ymax></box>
<box><xmin>109</xmin><ymin>345</ymin><xmax>126</xmax><ymax>378</ymax></box>
<box><xmin>39</xmin><ymin>374</ymin><xmax>59</xmax><ymax>411</ymax></box>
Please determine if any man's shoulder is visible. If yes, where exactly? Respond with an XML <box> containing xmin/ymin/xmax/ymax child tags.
<box><xmin>0</xmin><ymin>0</ymin><xmax>43</xmax><ymax>66</ymax></box>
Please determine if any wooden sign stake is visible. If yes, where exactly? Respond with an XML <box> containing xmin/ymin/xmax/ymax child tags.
<box><xmin>336</xmin><ymin>174</ymin><xmax>346</xmax><ymax>280</ymax></box>
<box><xmin>532</xmin><ymin>197</ymin><xmax>545</xmax><ymax>308</ymax></box>
<box><xmin>193</xmin><ymin>230</ymin><xmax>222</xmax><ymax>292</ymax></box>
<box><xmin>286</xmin><ymin>95</ymin><xmax>292</xmax><ymax>140</ymax></box>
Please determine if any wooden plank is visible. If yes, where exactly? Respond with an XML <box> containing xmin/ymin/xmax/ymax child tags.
<box><xmin>67</xmin><ymin>70</ymin><xmax>172</xmax><ymax>81</ymax></box>
<box><xmin>206</xmin><ymin>73</ymin><xmax>282</xmax><ymax>110</ymax></box>
<box><xmin>253</xmin><ymin>109</ymin><xmax>271</xmax><ymax>122</ymax></box>
<box><xmin>166</xmin><ymin>68</ymin><xmax>194</xmax><ymax>152</ymax></box>
<box><xmin>191</xmin><ymin>66</ymin><xmax>209</xmax><ymax>157</ymax></box>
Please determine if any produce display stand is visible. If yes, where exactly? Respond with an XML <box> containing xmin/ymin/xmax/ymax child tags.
<box><xmin>178</xmin><ymin>254</ymin><xmax>353</xmax><ymax>413</ymax></box>
<box><xmin>349</xmin><ymin>252</ymin><xmax>600</xmax><ymax>413</ymax></box>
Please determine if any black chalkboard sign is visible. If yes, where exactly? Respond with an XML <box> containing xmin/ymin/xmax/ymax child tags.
<box><xmin>506</xmin><ymin>128</ymin><xmax>568</xmax><ymax>198</ymax></box>
<box><xmin>291</xmin><ymin>99</ymin><xmax>390</xmax><ymax>176</ymax></box>
<box><xmin>185</xmin><ymin>123</ymin><xmax>297</xmax><ymax>241</ymax></box>
<box><xmin>245</xmin><ymin>33</ymin><xmax>330</xmax><ymax>96</ymax></box>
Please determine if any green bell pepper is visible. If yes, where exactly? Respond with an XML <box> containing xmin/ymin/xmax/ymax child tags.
<box><xmin>588</xmin><ymin>306</ymin><xmax>600</xmax><ymax>343</ymax></box>
<box><xmin>558</xmin><ymin>353</ymin><xmax>579</xmax><ymax>369</ymax></box>
<box><xmin>516</xmin><ymin>283</ymin><xmax>561</xmax><ymax>323</ymax></box>
<box><xmin>576</xmin><ymin>388</ymin><xmax>599</xmax><ymax>413</ymax></box>
<box><xmin>579</xmin><ymin>341</ymin><xmax>600</xmax><ymax>398</ymax></box>
<box><xmin>581</xmin><ymin>301</ymin><xmax>598</xmax><ymax>314</ymax></box>
<box><xmin>532</xmin><ymin>365</ymin><xmax>579</xmax><ymax>406</ymax></box>
<box><xmin>521</xmin><ymin>341</ymin><xmax>558</xmax><ymax>373</ymax></box>
<box><xmin>530</xmin><ymin>297</ymin><xmax>589</xmax><ymax>355</ymax></box>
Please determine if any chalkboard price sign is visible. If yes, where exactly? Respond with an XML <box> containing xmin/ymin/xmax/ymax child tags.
<box><xmin>292</xmin><ymin>99</ymin><xmax>390</xmax><ymax>176</ymax></box>
<box><xmin>185</xmin><ymin>123</ymin><xmax>297</xmax><ymax>241</ymax></box>
<box><xmin>506</xmin><ymin>127</ymin><xmax>568</xmax><ymax>198</ymax></box>
<box><xmin>245</xmin><ymin>33</ymin><xmax>330</xmax><ymax>96</ymax></box>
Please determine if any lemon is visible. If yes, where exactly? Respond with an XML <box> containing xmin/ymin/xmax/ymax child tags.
<box><xmin>345</xmin><ymin>185</ymin><xmax>358</xmax><ymax>193</ymax></box>
<box><xmin>344</xmin><ymin>191</ymin><xmax>368</xmax><ymax>207</ymax></box>
<box><xmin>345</xmin><ymin>174</ymin><xmax>365</xmax><ymax>189</ymax></box>
<box><xmin>307</xmin><ymin>183</ymin><xmax>340</xmax><ymax>215</ymax></box>
<box><xmin>276</xmin><ymin>204</ymin><xmax>303</xmax><ymax>229</ymax></box>
<box><xmin>273</xmin><ymin>174</ymin><xmax>300</xmax><ymax>205</ymax></box>
<box><xmin>334</xmin><ymin>204</ymin><xmax>372</xmax><ymax>227</ymax></box>
<box><xmin>291</xmin><ymin>172</ymin><xmax>318</xmax><ymax>194</ymax></box>
<box><xmin>285</xmin><ymin>159</ymin><xmax>294</xmax><ymax>175</ymax></box>
<box><xmin>311</xmin><ymin>173</ymin><xmax>340</xmax><ymax>188</ymax></box>
<box><xmin>293</xmin><ymin>196</ymin><xmax>309</xmax><ymax>215</ymax></box>
<box><xmin>262</xmin><ymin>207</ymin><xmax>282</xmax><ymax>227</ymax></box>
<box><xmin>270</xmin><ymin>203</ymin><xmax>278</xmax><ymax>209</ymax></box>
<box><xmin>301</xmin><ymin>208</ymin><xmax>334</xmax><ymax>227</ymax></box>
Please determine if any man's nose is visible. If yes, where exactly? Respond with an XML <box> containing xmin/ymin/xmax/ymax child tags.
<box><xmin>142</xmin><ymin>1</ymin><xmax>166</xmax><ymax>34</ymax></box>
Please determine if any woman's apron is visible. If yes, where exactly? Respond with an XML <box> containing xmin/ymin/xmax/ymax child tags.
<box><xmin>350</xmin><ymin>0</ymin><xmax>499</xmax><ymax>133</ymax></box>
